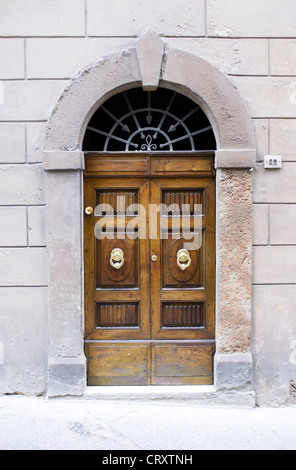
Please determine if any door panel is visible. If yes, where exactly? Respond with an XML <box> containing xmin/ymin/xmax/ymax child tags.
<box><xmin>84</xmin><ymin>177</ymin><xmax>150</xmax><ymax>343</ymax></box>
<box><xmin>97</xmin><ymin>236</ymin><xmax>138</xmax><ymax>288</ymax></box>
<box><xmin>150</xmin><ymin>178</ymin><xmax>215</xmax><ymax>342</ymax></box>
<box><xmin>87</xmin><ymin>343</ymin><xmax>150</xmax><ymax>386</ymax></box>
<box><xmin>161</xmin><ymin>303</ymin><xmax>205</xmax><ymax>328</ymax></box>
<box><xmin>85</xmin><ymin>154</ymin><xmax>150</xmax><ymax>176</ymax></box>
<box><xmin>96</xmin><ymin>303</ymin><xmax>139</xmax><ymax>328</ymax></box>
<box><xmin>151</xmin><ymin>343</ymin><xmax>215</xmax><ymax>385</ymax></box>
<box><xmin>84</xmin><ymin>154</ymin><xmax>215</xmax><ymax>386</ymax></box>
<box><xmin>150</xmin><ymin>155</ymin><xmax>214</xmax><ymax>176</ymax></box>
<box><xmin>162</xmin><ymin>235</ymin><xmax>202</xmax><ymax>287</ymax></box>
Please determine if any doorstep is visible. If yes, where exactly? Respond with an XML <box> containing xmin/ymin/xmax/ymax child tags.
<box><xmin>83</xmin><ymin>385</ymin><xmax>255</xmax><ymax>407</ymax></box>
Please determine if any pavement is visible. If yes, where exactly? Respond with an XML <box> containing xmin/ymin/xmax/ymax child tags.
<box><xmin>0</xmin><ymin>395</ymin><xmax>296</xmax><ymax>450</ymax></box>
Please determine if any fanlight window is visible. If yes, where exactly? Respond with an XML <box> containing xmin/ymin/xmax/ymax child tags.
<box><xmin>83</xmin><ymin>87</ymin><xmax>216</xmax><ymax>152</ymax></box>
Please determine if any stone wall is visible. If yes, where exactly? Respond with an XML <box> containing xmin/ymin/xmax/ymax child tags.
<box><xmin>0</xmin><ymin>0</ymin><xmax>295</xmax><ymax>404</ymax></box>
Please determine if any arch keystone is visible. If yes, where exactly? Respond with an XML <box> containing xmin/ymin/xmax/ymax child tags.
<box><xmin>135</xmin><ymin>30</ymin><xmax>165</xmax><ymax>91</ymax></box>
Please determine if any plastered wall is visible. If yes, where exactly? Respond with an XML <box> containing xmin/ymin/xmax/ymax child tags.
<box><xmin>0</xmin><ymin>0</ymin><xmax>296</xmax><ymax>404</ymax></box>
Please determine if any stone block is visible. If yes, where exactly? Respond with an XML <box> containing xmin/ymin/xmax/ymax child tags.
<box><xmin>0</xmin><ymin>0</ymin><xmax>85</xmax><ymax>37</ymax></box>
<box><xmin>135</xmin><ymin>30</ymin><xmax>165</xmax><ymax>91</ymax></box>
<box><xmin>232</xmin><ymin>77</ymin><xmax>296</xmax><ymax>118</ymax></box>
<box><xmin>270</xmin><ymin>40</ymin><xmax>296</xmax><ymax>76</ymax></box>
<box><xmin>0</xmin><ymin>80</ymin><xmax>69</xmax><ymax>122</ymax></box>
<box><xmin>26</xmin><ymin>38</ymin><xmax>134</xmax><ymax>79</ymax></box>
<box><xmin>270</xmin><ymin>204</ymin><xmax>296</xmax><ymax>245</ymax></box>
<box><xmin>0</xmin><ymin>207</ymin><xmax>27</xmax><ymax>247</ymax></box>
<box><xmin>0</xmin><ymin>164</ymin><xmax>46</xmax><ymax>205</ymax></box>
<box><xmin>253</xmin><ymin>163</ymin><xmax>296</xmax><ymax>203</ymax></box>
<box><xmin>0</xmin><ymin>39</ymin><xmax>24</xmax><ymax>79</ymax></box>
<box><xmin>215</xmin><ymin>149</ymin><xmax>256</xmax><ymax>168</ymax></box>
<box><xmin>47</xmin><ymin>356</ymin><xmax>86</xmax><ymax>397</ymax></box>
<box><xmin>253</xmin><ymin>285</ymin><xmax>296</xmax><ymax>405</ymax></box>
<box><xmin>43</xmin><ymin>151</ymin><xmax>84</xmax><ymax>170</ymax></box>
<box><xmin>253</xmin><ymin>246</ymin><xmax>296</xmax><ymax>284</ymax></box>
<box><xmin>166</xmin><ymin>38</ymin><xmax>269</xmax><ymax>76</ymax></box>
<box><xmin>0</xmin><ymin>287</ymin><xmax>48</xmax><ymax>395</ymax></box>
<box><xmin>0</xmin><ymin>123</ymin><xmax>26</xmax><ymax>163</ymax></box>
<box><xmin>87</xmin><ymin>0</ymin><xmax>205</xmax><ymax>37</ymax></box>
<box><xmin>270</xmin><ymin>120</ymin><xmax>296</xmax><ymax>161</ymax></box>
<box><xmin>47</xmin><ymin>171</ymin><xmax>83</xmax><ymax>358</ymax></box>
<box><xmin>26</xmin><ymin>123</ymin><xmax>46</xmax><ymax>164</ymax></box>
<box><xmin>0</xmin><ymin>248</ymin><xmax>48</xmax><ymax>286</ymax></box>
<box><xmin>28</xmin><ymin>206</ymin><xmax>47</xmax><ymax>247</ymax></box>
<box><xmin>214</xmin><ymin>353</ymin><xmax>254</xmax><ymax>392</ymax></box>
<box><xmin>207</xmin><ymin>0</ymin><xmax>296</xmax><ymax>37</ymax></box>
<box><xmin>252</xmin><ymin>204</ymin><xmax>269</xmax><ymax>246</ymax></box>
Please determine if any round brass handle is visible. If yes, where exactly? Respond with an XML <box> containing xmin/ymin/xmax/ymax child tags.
<box><xmin>177</xmin><ymin>249</ymin><xmax>191</xmax><ymax>271</ymax></box>
<box><xmin>110</xmin><ymin>248</ymin><xmax>124</xmax><ymax>270</ymax></box>
<box><xmin>85</xmin><ymin>206</ymin><xmax>94</xmax><ymax>215</ymax></box>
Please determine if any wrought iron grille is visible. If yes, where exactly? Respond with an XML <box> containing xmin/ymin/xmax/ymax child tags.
<box><xmin>83</xmin><ymin>87</ymin><xmax>216</xmax><ymax>152</ymax></box>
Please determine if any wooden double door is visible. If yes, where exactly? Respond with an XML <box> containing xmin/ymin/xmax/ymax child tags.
<box><xmin>84</xmin><ymin>153</ymin><xmax>215</xmax><ymax>385</ymax></box>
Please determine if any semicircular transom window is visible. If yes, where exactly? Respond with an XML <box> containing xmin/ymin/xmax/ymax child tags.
<box><xmin>83</xmin><ymin>87</ymin><xmax>216</xmax><ymax>152</ymax></box>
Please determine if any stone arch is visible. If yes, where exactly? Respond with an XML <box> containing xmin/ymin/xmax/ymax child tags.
<box><xmin>45</xmin><ymin>31</ymin><xmax>255</xmax><ymax>168</ymax></box>
<box><xmin>44</xmin><ymin>32</ymin><xmax>256</xmax><ymax>404</ymax></box>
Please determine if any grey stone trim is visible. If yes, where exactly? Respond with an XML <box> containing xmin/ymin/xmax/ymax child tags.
<box><xmin>135</xmin><ymin>30</ymin><xmax>165</xmax><ymax>91</ymax></box>
<box><xmin>214</xmin><ymin>352</ymin><xmax>254</xmax><ymax>392</ymax></box>
<box><xmin>47</xmin><ymin>356</ymin><xmax>86</xmax><ymax>398</ymax></box>
<box><xmin>44</xmin><ymin>151</ymin><xmax>84</xmax><ymax>170</ymax></box>
<box><xmin>215</xmin><ymin>149</ymin><xmax>256</xmax><ymax>169</ymax></box>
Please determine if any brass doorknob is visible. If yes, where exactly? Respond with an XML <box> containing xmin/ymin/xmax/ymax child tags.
<box><xmin>151</xmin><ymin>254</ymin><xmax>158</xmax><ymax>262</ymax></box>
<box><xmin>85</xmin><ymin>206</ymin><xmax>93</xmax><ymax>215</ymax></box>
<box><xmin>110</xmin><ymin>248</ymin><xmax>124</xmax><ymax>270</ymax></box>
<box><xmin>177</xmin><ymin>249</ymin><xmax>191</xmax><ymax>271</ymax></box>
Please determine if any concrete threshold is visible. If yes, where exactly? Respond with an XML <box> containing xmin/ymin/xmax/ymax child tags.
<box><xmin>83</xmin><ymin>385</ymin><xmax>255</xmax><ymax>407</ymax></box>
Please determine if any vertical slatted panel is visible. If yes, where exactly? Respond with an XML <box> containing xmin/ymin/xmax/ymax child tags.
<box><xmin>97</xmin><ymin>303</ymin><xmax>138</xmax><ymax>327</ymax></box>
<box><xmin>162</xmin><ymin>303</ymin><xmax>204</xmax><ymax>327</ymax></box>
<box><xmin>163</xmin><ymin>191</ymin><xmax>202</xmax><ymax>214</ymax></box>
<box><xmin>97</xmin><ymin>191</ymin><xmax>137</xmax><ymax>214</ymax></box>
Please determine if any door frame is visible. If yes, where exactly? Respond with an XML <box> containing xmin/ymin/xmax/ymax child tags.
<box><xmin>43</xmin><ymin>33</ymin><xmax>256</xmax><ymax>403</ymax></box>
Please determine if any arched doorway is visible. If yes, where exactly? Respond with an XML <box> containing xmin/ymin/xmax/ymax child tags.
<box><xmin>44</xmin><ymin>32</ymin><xmax>256</xmax><ymax>403</ymax></box>
<box><xmin>83</xmin><ymin>87</ymin><xmax>216</xmax><ymax>385</ymax></box>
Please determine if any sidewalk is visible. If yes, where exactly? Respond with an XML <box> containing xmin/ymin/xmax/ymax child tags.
<box><xmin>0</xmin><ymin>395</ymin><xmax>296</xmax><ymax>450</ymax></box>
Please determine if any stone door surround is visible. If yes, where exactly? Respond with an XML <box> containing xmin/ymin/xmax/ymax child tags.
<box><xmin>43</xmin><ymin>31</ymin><xmax>256</xmax><ymax>402</ymax></box>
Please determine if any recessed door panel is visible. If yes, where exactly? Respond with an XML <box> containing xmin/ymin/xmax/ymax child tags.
<box><xmin>161</xmin><ymin>302</ymin><xmax>205</xmax><ymax>328</ymax></box>
<box><xmin>96</xmin><ymin>303</ymin><xmax>139</xmax><ymax>328</ymax></box>
<box><xmin>162</xmin><ymin>234</ymin><xmax>202</xmax><ymax>288</ymax></box>
<box><xmin>150</xmin><ymin>177</ymin><xmax>215</xmax><ymax>342</ymax></box>
<box><xmin>97</xmin><ymin>236</ymin><xmax>138</xmax><ymax>288</ymax></box>
<box><xmin>84</xmin><ymin>177</ymin><xmax>150</xmax><ymax>342</ymax></box>
<box><xmin>151</xmin><ymin>343</ymin><xmax>215</xmax><ymax>385</ymax></box>
<box><xmin>86</xmin><ymin>343</ymin><xmax>150</xmax><ymax>386</ymax></box>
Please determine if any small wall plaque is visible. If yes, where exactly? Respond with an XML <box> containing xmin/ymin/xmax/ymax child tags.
<box><xmin>264</xmin><ymin>155</ymin><xmax>282</xmax><ymax>169</ymax></box>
